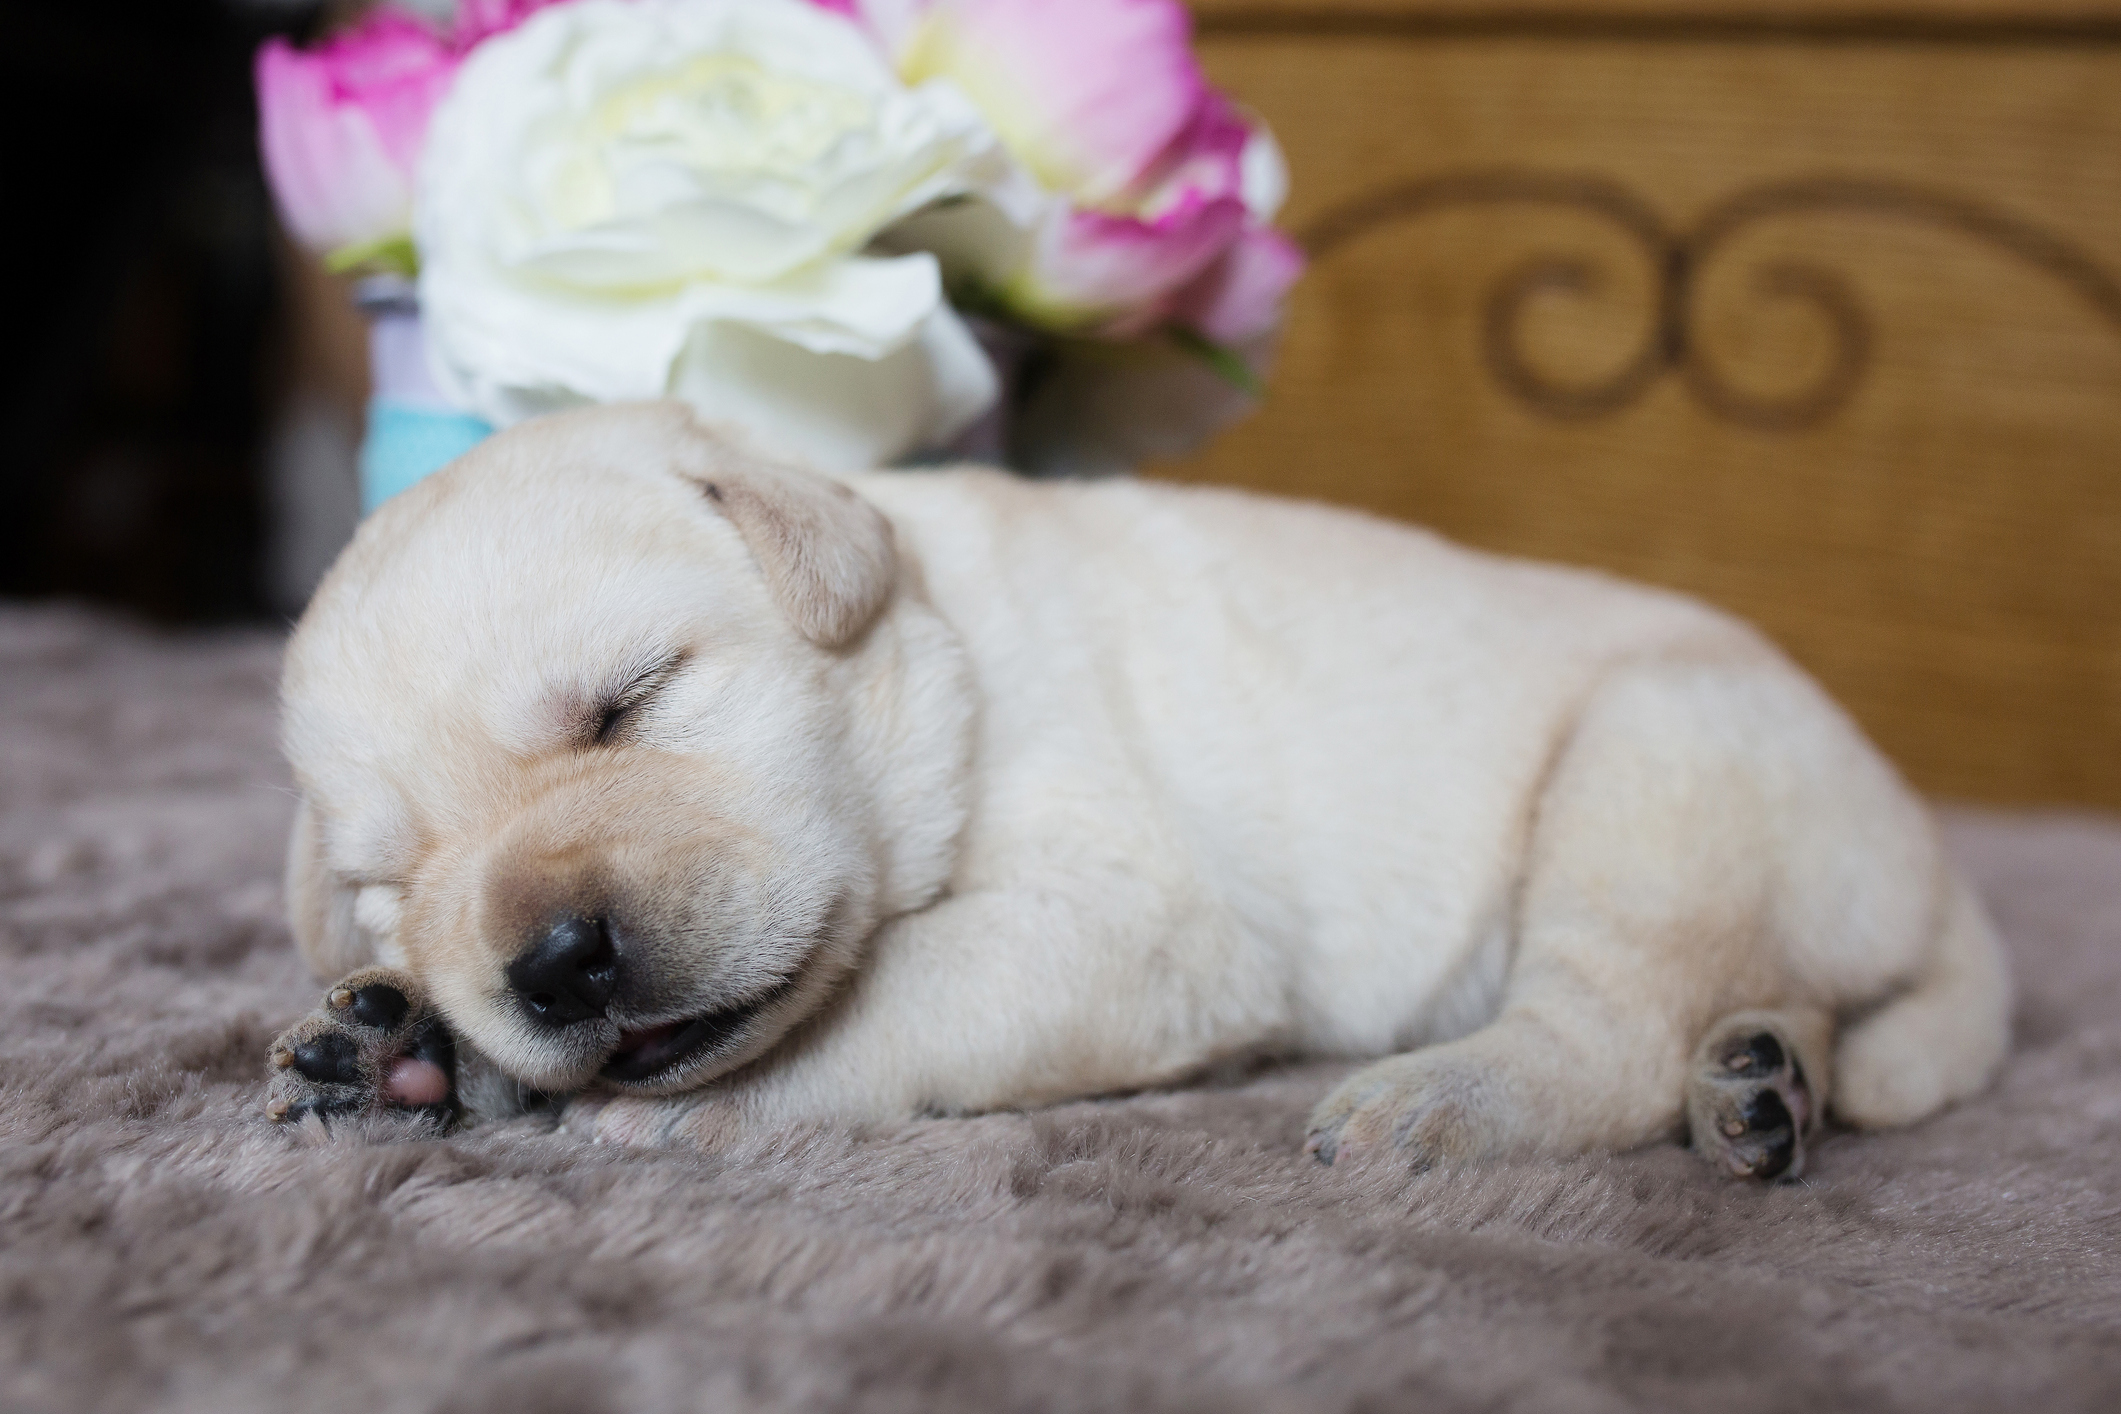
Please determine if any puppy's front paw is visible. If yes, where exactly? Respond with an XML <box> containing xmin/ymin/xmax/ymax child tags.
<box><xmin>1686</xmin><ymin>1013</ymin><xmax>1813</xmax><ymax>1181</ymax></box>
<box><xmin>265</xmin><ymin>967</ymin><xmax>455</xmax><ymax>1128</ymax></box>
<box><xmin>1305</xmin><ymin>1052</ymin><xmax>1513</xmax><ymax>1170</ymax></box>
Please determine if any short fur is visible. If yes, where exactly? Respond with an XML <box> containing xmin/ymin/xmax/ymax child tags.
<box><xmin>275</xmin><ymin>402</ymin><xmax>2010</xmax><ymax>1172</ymax></box>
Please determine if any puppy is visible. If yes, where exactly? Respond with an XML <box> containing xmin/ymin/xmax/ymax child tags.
<box><xmin>266</xmin><ymin>402</ymin><xmax>2009</xmax><ymax>1179</ymax></box>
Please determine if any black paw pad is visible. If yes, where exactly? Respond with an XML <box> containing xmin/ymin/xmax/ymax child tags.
<box><xmin>1721</xmin><ymin>1032</ymin><xmax>1786</xmax><ymax>1078</ymax></box>
<box><xmin>349</xmin><ymin>984</ymin><xmax>409</xmax><ymax>1031</ymax></box>
<box><xmin>290</xmin><ymin>1031</ymin><xmax>360</xmax><ymax>1085</ymax></box>
<box><xmin>1740</xmin><ymin>1090</ymin><xmax>1797</xmax><ymax>1179</ymax></box>
<box><xmin>1743</xmin><ymin>1087</ymin><xmax>1792</xmax><ymax>1134</ymax></box>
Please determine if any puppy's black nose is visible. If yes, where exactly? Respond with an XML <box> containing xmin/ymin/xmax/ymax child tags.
<box><xmin>509</xmin><ymin>916</ymin><xmax>618</xmax><ymax>1027</ymax></box>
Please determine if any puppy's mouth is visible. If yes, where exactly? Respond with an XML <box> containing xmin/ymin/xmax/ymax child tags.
<box><xmin>600</xmin><ymin>977</ymin><xmax>796</xmax><ymax>1084</ymax></box>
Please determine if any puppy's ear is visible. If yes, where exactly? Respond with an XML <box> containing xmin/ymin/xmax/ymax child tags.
<box><xmin>689</xmin><ymin>453</ymin><xmax>898</xmax><ymax>649</ymax></box>
<box><xmin>286</xmin><ymin>798</ymin><xmax>370</xmax><ymax>979</ymax></box>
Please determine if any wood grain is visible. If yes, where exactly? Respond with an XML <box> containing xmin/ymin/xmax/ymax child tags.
<box><xmin>1156</xmin><ymin>25</ymin><xmax>2121</xmax><ymax>806</ymax></box>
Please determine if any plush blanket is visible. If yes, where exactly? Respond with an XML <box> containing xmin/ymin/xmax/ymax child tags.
<box><xmin>2</xmin><ymin>604</ymin><xmax>2116</xmax><ymax>1414</ymax></box>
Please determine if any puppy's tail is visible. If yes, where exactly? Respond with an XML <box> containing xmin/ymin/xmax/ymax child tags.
<box><xmin>1831</xmin><ymin>870</ymin><xmax>2012</xmax><ymax>1128</ymax></box>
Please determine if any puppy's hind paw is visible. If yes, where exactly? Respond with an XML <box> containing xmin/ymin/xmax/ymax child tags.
<box><xmin>265</xmin><ymin>966</ymin><xmax>456</xmax><ymax>1129</ymax></box>
<box><xmin>1687</xmin><ymin>1012</ymin><xmax>1814</xmax><ymax>1181</ymax></box>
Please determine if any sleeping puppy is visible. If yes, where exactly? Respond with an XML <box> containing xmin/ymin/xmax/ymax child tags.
<box><xmin>266</xmin><ymin>401</ymin><xmax>2010</xmax><ymax>1179</ymax></box>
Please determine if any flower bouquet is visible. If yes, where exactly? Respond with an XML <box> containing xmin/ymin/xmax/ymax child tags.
<box><xmin>258</xmin><ymin>0</ymin><xmax>1303</xmax><ymax>508</ymax></box>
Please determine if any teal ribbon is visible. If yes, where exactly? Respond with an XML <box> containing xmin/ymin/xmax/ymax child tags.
<box><xmin>360</xmin><ymin>399</ymin><xmax>495</xmax><ymax>514</ymax></box>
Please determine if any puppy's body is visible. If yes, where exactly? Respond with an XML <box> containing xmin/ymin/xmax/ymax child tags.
<box><xmin>270</xmin><ymin>405</ymin><xmax>2008</xmax><ymax>1176</ymax></box>
<box><xmin>843</xmin><ymin>472</ymin><xmax>1746</xmax><ymax>1093</ymax></box>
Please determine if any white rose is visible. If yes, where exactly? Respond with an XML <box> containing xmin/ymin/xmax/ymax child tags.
<box><xmin>416</xmin><ymin>0</ymin><xmax>1008</xmax><ymax>470</ymax></box>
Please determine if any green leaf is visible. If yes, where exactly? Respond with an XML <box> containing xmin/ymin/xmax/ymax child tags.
<box><xmin>1168</xmin><ymin>327</ymin><xmax>1262</xmax><ymax>397</ymax></box>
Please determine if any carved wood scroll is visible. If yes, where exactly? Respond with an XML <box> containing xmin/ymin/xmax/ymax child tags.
<box><xmin>1297</xmin><ymin>171</ymin><xmax>2121</xmax><ymax>431</ymax></box>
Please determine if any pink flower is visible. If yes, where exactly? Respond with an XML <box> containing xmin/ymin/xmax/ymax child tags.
<box><xmin>1169</xmin><ymin>224</ymin><xmax>1309</xmax><ymax>347</ymax></box>
<box><xmin>893</xmin><ymin>0</ymin><xmax>1204</xmax><ymax>207</ymax></box>
<box><xmin>256</xmin><ymin>11</ymin><xmax>455</xmax><ymax>257</ymax></box>
<box><xmin>256</xmin><ymin>2</ymin><xmax>569</xmax><ymax>261</ymax></box>
<box><xmin>855</xmin><ymin>0</ymin><xmax>1303</xmax><ymax>343</ymax></box>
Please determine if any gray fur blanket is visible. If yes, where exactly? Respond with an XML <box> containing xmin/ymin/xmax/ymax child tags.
<box><xmin>3</xmin><ymin>605</ymin><xmax>2117</xmax><ymax>1413</ymax></box>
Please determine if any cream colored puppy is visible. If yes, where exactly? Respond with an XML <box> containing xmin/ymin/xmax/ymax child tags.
<box><xmin>265</xmin><ymin>402</ymin><xmax>2010</xmax><ymax>1180</ymax></box>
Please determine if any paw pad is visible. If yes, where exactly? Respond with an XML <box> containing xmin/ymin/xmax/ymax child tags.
<box><xmin>288</xmin><ymin>1031</ymin><xmax>360</xmax><ymax>1085</ymax></box>
<box><xmin>348</xmin><ymin>983</ymin><xmax>409</xmax><ymax>1030</ymax></box>
<box><xmin>1688</xmin><ymin>1017</ymin><xmax>1813</xmax><ymax>1181</ymax></box>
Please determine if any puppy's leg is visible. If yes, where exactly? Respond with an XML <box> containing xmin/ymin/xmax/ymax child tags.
<box><xmin>265</xmin><ymin>967</ymin><xmax>461</xmax><ymax>1127</ymax></box>
<box><xmin>1304</xmin><ymin>990</ymin><xmax>1698</xmax><ymax>1172</ymax></box>
<box><xmin>1832</xmin><ymin>874</ymin><xmax>2010</xmax><ymax>1129</ymax></box>
<box><xmin>567</xmin><ymin>870</ymin><xmax>1274</xmax><ymax>1149</ymax></box>
<box><xmin>1310</xmin><ymin>650</ymin><xmax>1941</xmax><ymax>1178</ymax></box>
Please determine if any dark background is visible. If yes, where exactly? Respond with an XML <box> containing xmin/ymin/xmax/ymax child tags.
<box><xmin>4</xmin><ymin>0</ymin><xmax>335</xmax><ymax>624</ymax></box>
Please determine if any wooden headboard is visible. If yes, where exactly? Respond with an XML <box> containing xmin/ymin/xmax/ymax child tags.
<box><xmin>1159</xmin><ymin>0</ymin><xmax>2121</xmax><ymax>808</ymax></box>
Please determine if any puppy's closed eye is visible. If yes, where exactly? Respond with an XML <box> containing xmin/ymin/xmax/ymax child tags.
<box><xmin>585</xmin><ymin>653</ymin><xmax>686</xmax><ymax>747</ymax></box>
<box><xmin>592</xmin><ymin>700</ymin><xmax>633</xmax><ymax>746</ymax></box>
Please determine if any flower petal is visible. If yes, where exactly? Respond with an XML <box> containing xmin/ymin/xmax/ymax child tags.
<box><xmin>309</xmin><ymin>12</ymin><xmax>460</xmax><ymax>172</ymax></box>
<box><xmin>1169</xmin><ymin>224</ymin><xmax>1306</xmax><ymax>345</ymax></box>
<box><xmin>256</xmin><ymin>37</ymin><xmax>423</xmax><ymax>252</ymax></box>
<box><xmin>669</xmin><ymin>300</ymin><xmax>996</xmax><ymax>469</ymax></box>
<box><xmin>1010</xmin><ymin>193</ymin><xmax>1248</xmax><ymax>334</ymax></box>
<box><xmin>1239</xmin><ymin>124</ymin><xmax>1289</xmax><ymax>222</ymax></box>
<box><xmin>424</xmin><ymin>248</ymin><xmax>948</xmax><ymax>407</ymax></box>
<box><xmin>987</xmin><ymin>89</ymin><xmax>1270</xmax><ymax>334</ymax></box>
<box><xmin>897</xmin><ymin>0</ymin><xmax>1203</xmax><ymax>204</ymax></box>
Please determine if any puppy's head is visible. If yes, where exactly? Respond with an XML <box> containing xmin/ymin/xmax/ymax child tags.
<box><xmin>282</xmin><ymin>403</ymin><xmax>903</xmax><ymax>1096</ymax></box>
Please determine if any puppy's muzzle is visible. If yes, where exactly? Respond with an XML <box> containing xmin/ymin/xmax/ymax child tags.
<box><xmin>507</xmin><ymin>915</ymin><xmax>619</xmax><ymax>1027</ymax></box>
